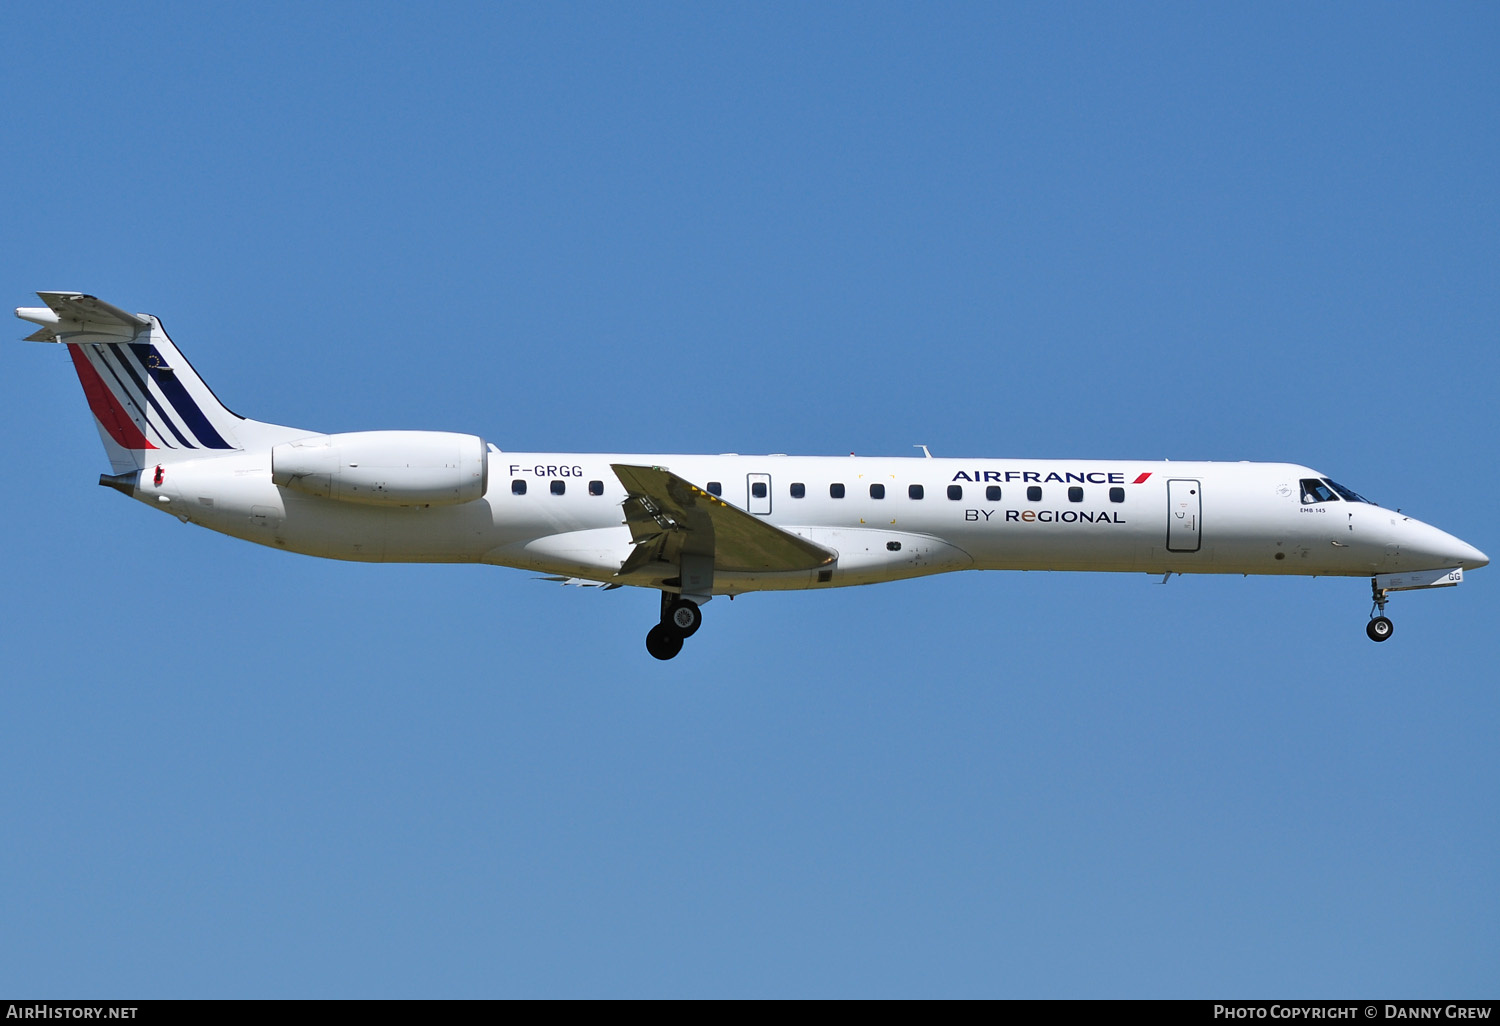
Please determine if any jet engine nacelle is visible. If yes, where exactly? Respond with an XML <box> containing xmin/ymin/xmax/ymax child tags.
<box><xmin>272</xmin><ymin>431</ymin><xmax>488</xmax><ymax>507</ymax></box>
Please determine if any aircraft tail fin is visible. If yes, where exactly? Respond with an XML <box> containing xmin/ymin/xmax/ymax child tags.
<box><xmin>18</xmin><ymin>292</ymin><xmax>306</xmax><ymax>474</ymax></box>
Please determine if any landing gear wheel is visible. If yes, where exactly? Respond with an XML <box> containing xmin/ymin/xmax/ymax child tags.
<box><xmin>646</xmin><ymin>623</ymin><xmax>684</xmax><ymax>660</ymax></box>
<box><xmin>665</xmin><ymin>599</ymin><xmax>702</xmax><ymax>638</ymax></box>
<box><xmin>1366</xmin><ymin>616</ymin><xmax>1394</xmax><ymax>643</ymax></box>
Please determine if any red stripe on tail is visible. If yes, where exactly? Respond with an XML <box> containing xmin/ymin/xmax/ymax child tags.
<box><xmin>68</xmin><ymin>345</ymin><xmax>156</xmax><ymax>451</ymax></box>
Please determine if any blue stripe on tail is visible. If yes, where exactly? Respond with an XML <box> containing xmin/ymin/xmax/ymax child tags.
<box><xmin>127</xmin><ymin>343</ymin><xmax>234</xmax><ymax>449</ymax></box>
<box><xmin>100</xmin><ymin>346</ymin><xmax>194</xmax><ymax>449</ymax></box>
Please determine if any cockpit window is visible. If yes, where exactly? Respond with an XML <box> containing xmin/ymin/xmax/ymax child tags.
<box><xmin>1300</xmin><ymin>479</ymin><xmax>1339</xmax><ymax>504</ymax></box>
<box><xmin>1323</xmin><ymin>478</ymin><xmax>1374</xmax><ymax>505</ymax></box>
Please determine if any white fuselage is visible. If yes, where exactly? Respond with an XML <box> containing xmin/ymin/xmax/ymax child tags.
<box><xmin>22</xmin><ymin>291</ymin><xmax>1484</xmax><ymax>654</ymax></box>
<box><xmin>138</xmin><ymin>448</ymin><xmax>1486</xmax><ymax>596</ymax></box>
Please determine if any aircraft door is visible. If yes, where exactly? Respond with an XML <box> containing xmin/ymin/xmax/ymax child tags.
<box><xmin>1166</xmin><ymin>478</ymin><xmax>1201</xmax><ymax>552</ymax></box>
<box><xmin>747</xmin><ymin>473</ymin><xmax>772</xmax><ymax>515</ymax></box>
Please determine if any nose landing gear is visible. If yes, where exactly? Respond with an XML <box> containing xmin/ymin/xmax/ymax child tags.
<box><xmin>645</xmin><ymin>592</ymin><xmax>704</xmax><ymax>660</ymax></box>
<box><xmin>1367</xmin><ymin>578</ymin><xmax>1394</xmax><ymax>642</ymax></box>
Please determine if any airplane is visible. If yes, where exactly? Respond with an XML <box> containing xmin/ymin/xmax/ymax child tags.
<box><xmin>18</xmin><ymin>291</ymin><xmax>1488</xmax><ymax>660</ymax></box>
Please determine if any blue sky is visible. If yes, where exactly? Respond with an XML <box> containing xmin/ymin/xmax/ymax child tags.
<box><xmin>2</xmin><ymin>2</ymin><xmax>1496</xmax><ymax>997</ymax></box>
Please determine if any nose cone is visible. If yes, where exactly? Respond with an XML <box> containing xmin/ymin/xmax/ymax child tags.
<box><xmin>1458</xmin><ymin>540</ymin><xmax>1489</xmax><ymax>571</ymax></box>
<box><xmin>1399</xmin><ymin>517</ymin><xmax>1488</xmax><ymax>571</ymax></box>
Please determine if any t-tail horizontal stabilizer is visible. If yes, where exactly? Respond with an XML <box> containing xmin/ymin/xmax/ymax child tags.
<box><xmin>17</xmin><ymin>292</ymin><xmax>151</xmax><ymax>344</ymax></box>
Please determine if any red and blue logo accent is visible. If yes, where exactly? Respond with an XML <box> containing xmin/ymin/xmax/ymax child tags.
<box><xmin>68</xmin><ymin>342</ymin><xmax>234</xmax><ymax>452</ymax></box>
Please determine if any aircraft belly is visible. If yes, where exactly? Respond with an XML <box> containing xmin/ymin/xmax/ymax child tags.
<box><xmin>373</xmin><ymin>499</ymin><xmax>503</xmax><ymax>562</ymax></box>
<box><xmin>483</xmin><ymin>526</ymin><xmax>634</xmax><ymax>576</ymax></box>
<box><xmin>273</xmin><ymin>486</ymin><xmax>604</xmax><ymax>566</ymax></box>
<box><xmin>795</xmin><ymin>526</ymin><xmax>972</xmax><ymax>580</ymax></box>
<box><xmin>261</xmin><ymin>492</ymin><xmax>504</xmax><ymax>563</ymax></box>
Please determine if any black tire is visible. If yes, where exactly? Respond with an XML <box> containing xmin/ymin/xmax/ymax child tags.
<box><xmin>665</xmin><ymin>599</ymin><xmax>702</xmax><ymax>638</ymax></box>
<box><xmin>1366</xmin><ymin>616</ymin><xmax>1394</xmax><ymax>642</ymax></box>
<box><xmin>646</xmin><ymin>623</ymin><xmax>684</xmax><ymax>660</ymax></box>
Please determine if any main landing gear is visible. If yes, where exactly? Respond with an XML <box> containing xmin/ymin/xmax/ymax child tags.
<box><xmin>645</xmin><ymin>593</ymin><xmax>703</xmax><ymax>660</ymax></box>
<box><xmin>1367</xmin><ymin>578</ymin><xmax>1394</xmax><ymax>643</ymax></box>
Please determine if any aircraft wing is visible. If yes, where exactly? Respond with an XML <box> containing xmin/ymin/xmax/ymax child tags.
<box><xmin>611</xmin><ymin>464</ymin><xmax>836</xmax><ymax>575</ymax></box>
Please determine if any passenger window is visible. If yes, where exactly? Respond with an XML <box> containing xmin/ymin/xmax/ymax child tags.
<box><xmin>1109</xmin><ymin>487</ymin><xmax>1124</xmax><ymax>503</ymax></box>
<box><xmin>511</xmin><ymin>479</ymin><xmax>527</xmax><ymax>495</ymax></box>
<box><xmin>986</xmin><ymin>485</ymin><xmax>1001</xmax><ymax>502</ymax></box>
<box><xmin>1300</xmin><ymin>478</ymin><xmax>1339</xmax><ymax>504</ymax></box>
<box><xmin>830</xmin><ymin>483</ymin><xmax>845</xmax><ymax>499</ymax></box>
<box><xmin>589</xmin><ymin>480</ymin><xmax>604</xmax><ymax>496</ymax></box>
<box><xmin>1027</xmin><ymin>486</ymin><xmax>1042</xmax><ymax>502</ymax></box>
<box><xmin>790</xmin><ymin>482</ymin><xmax>805</xmax><ymax>498</ymax></box>
<box><xmin>909</xmin><ymin>484</ymin><xmax>924</xmax><ymax>500</ymax></box>
<box><xmin>751</xmin><ymin>481</ymin><xmax>768</xmax><ymax>499</ymax></box>
<box><xmin>948</xmin><ymin>485</ymin><xmax>963</xmax><ymax>500</ymax></box>
<box><xmin>707</xmin><ymin>481</ymin><xmax>722</xmax><ymax>496</ymax></box>
<box><xmin>1068</xmin><ymin>486</ymin><xmax>1083</xmax><ymax>503</ymax></box>
<box><xmin>870</xmin><ymin>483</ymin><xmax>886</xmax><ymax>499</ymax></box>
<box><xmin>551</xmin><ymin>480</ymin><xmax>566</xmax><ymax>496</ymax></box>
